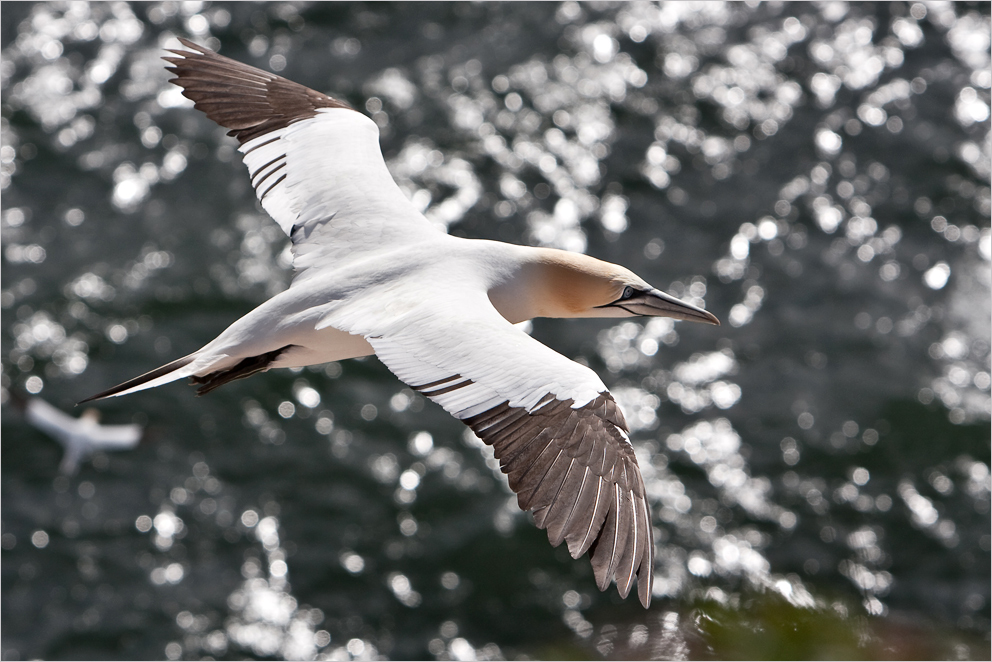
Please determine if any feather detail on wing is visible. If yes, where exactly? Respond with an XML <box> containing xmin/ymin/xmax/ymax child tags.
<box><xmin>358</xmin><ymin>295</ymin><xmax>654</xmax><ymax>607</ymax></box>
<box><xmin>163</xmin><ymin>39</ymin><xmax>438</xmax><ymax>279</ymax></box>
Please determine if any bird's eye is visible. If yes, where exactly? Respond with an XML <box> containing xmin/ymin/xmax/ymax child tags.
<box><xmin>621</xmin><ymin>286</ymin><xmax>634</xmax><ymax>299</ymax></box>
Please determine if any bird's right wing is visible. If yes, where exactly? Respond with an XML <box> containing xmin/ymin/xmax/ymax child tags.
<box><xmin>164</xmin><ymin>39</ymin><xmax>440</xmax><ymax>281</ymax></box>
<box><xmin>89</xmin><ymin>424</ymin><xmax>144</xmax><ymax>449</ymax></box>
<box><xmin>334</xmin><ymin>292</ymin><xmax>655</xmax><ymax>606</ymax></box>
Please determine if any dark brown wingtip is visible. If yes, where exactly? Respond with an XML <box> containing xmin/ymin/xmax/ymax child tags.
<box><xmin>161</xmin><ymin>35</ymin><xmax>354</xmax><ymax>145</ymax></box>
<box><xmin>176</xmin><ymin>36</ymin><xmax>210</xmax><ymax>53</ymax></box>
<box><xmin>162</xmin><ymin>39</ymin><xmax>207</xmax><ymax>63</ymax></box>
<box><xmin>637</xmin><ymin>564</ymin><xmax>653</xmax><ymax>608</ymax></box>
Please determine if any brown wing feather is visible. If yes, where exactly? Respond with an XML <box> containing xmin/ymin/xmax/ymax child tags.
<box><xmin>464</xmin><ymin>392</ymin><xmax>654</xmax><ymax>607</ymax></box>
<box><xmin>540</xmin><ymin>460</ymin><xmax>586</xmax><ymax>540</ymax></box>
<box><xmin>163</xmin><ymin>38</ymin><xmax>353</xmax><ymax>144</ymax></box>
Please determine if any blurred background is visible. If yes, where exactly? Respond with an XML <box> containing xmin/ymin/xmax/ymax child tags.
<box><xmin>1</xmin><ymin>2</ymin><xmax>989</xmax><ymax>660</ymax></box>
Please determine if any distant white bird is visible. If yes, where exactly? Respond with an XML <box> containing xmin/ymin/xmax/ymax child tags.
<box><xmin>25</xmin><ymin>398</ymin><xmax>143</xmax><ymax>475</ymax></box>
<box><xmin>82</xmin><ymin>39</ymin><xmax>719</xmax><ymax>607</ymax></box>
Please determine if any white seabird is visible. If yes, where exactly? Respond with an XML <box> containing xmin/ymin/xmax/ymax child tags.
<box><xmin>25</xmin><ymin>398</ymin><xmax>143</xmax><ymax>475</ymax></box>
<box><xmin>82</xmin><ymin>39</ymin><xmax>720</xmax><ymax>607</ymax></box>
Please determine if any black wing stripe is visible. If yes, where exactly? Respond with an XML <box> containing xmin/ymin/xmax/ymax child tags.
<box><xmin>253</xmin><ymin>160</ymin><xmax>287</xmax><ymax>190</ymax></box>
<box><xmin>242</xmin><ymin>136</ymin><xmax>280</xmax><ymax>155</ymax></box>
<box><xmin>421</xmin><ymin>379</ymin><xmax>473</xmax><ymax>397</ymax></box>
<box><xmin>249</xmin><ymin>154</ymin><xmax>285</xmax><ymax>181</ymax></box>
<box><xmin>412</xmin><ymin>374</ymin><xmax>466</xmax><ymax>391</ymax></box>
<box><xmin>259</xmin><ymin>173</ymin><xmax>287</xmax><ymax>203</ymax></box>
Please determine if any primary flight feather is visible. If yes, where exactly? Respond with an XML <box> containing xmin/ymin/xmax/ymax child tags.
<box><xmin>83</xmin><ymin>38</ymin><xmax>720</xmax><ymax>607</ymax></box>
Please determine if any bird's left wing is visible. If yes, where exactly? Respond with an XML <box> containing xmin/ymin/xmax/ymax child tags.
<box><xmin>25</xmin><ymin>398</ymin><xmax>78</xmax><ymax>443</ymax></box>
<box><xmin>164</xmin><ymin>39</ymin><xmax>439</xmax><ymax>280</ymax></box>
<box><xmin>337</xmin><ymin>293</ymin><xmax>655</xmax><ymax>606</ymax></box>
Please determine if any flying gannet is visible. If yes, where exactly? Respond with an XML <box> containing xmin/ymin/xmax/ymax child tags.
<box><xmin>24</xmin><ymin>397</ymin><xmax>143</xmax><ymax>475</ymax></box>
<box><xmin>82</xmin><ymin>39</ymin><xmax>720</xmax><ymax>607</ymax></box>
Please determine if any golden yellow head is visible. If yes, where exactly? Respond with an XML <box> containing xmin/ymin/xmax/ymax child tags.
<box><xmin>529</xmin><ymin>248</ymin><xmax>720</xmax><ymax>324</ymax></box>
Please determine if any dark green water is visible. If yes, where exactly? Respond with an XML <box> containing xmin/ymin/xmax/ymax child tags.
<box><xmin>2</xmin><ymin>2</ymin><xmax>989</xmax><ymax>660</ymax></box>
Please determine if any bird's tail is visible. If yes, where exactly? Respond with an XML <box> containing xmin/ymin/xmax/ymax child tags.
<box><xmin>58</xmin><ymin>447</ymin><xmax>83</xmax><ymax>475</ymax></box>
<box><xmin>78</xmin><ymin>354</ymin><xmax>199</xmax><ymax>404</ymax></box>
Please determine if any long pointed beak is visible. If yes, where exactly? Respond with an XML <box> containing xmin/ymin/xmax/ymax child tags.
<box><xmin>624</xmin><ymin>288</ymin><xmax>721</xmax><ymax>325</ymax></box>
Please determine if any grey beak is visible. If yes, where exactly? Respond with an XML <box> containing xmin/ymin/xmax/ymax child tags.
<box><xmin>622</xmin><ymin>288</ymin><xmax>721</xmax><ymax>325</ymax></box>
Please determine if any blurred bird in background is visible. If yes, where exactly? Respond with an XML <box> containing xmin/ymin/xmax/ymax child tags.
<box><xmin>22</xmin><ymin>397</ymin><xmax>143</xmax><ymax>475</ymax></box>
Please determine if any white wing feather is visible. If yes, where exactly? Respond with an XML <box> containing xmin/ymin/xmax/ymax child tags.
<box><xmin>239</xmin><ymin>109</ymin><xmax>440</xmax><ymax>280</ymax></box>
<box><xmin>329</xmin><ymin>288</ymin><xmax>608</xmax><ymax>414</ymax></box>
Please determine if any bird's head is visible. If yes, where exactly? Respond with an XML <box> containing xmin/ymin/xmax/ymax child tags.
<box><xmin>81</xmin><ymin>408</ymin><xmax>102</xmax><ymax>424</ymax></box>
<box><xmin>529</xmin><ymin>248</ymin><xmax>720</xmax><ymax>325</ymax></box>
